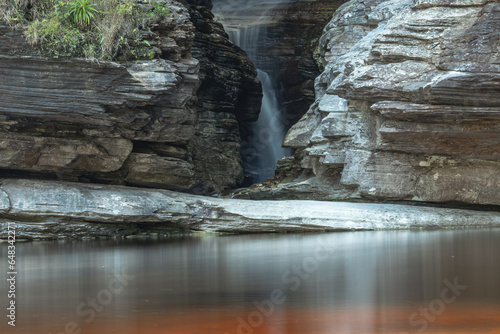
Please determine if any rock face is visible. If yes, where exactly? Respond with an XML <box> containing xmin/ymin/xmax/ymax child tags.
<box><xmin>186</xmin><ymin>0</ymin><xmax>262</xmax><ymax>193</ymax></box>
<box><xmin>247</xmin><ymin>0</ymin><xmax>500</xmax><ymax>206</ymax></box>
<box><xmin>2</xmin><ymin>179</ymin><xmax>500</xmax><ymax>239</ymax></box>
<box><xmin>265</xmin><ymin>0</ymin><xmax>348</xmax><ymax>125</ymax></box>
<box><xmin>212</xmin><ymin>0</ymin><xmax>346</xmax><ymax>129</ymax></box>
<box><xmin>0</xmin><ymin>0</ymin><xmax>261</xmax><ymax>194</ymax></box>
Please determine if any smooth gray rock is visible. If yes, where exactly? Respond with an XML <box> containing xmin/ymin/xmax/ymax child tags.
<box><xmin>0</xmin><ymin>179</ymin><xmax>499</xmax><ymax>240</ymax></box>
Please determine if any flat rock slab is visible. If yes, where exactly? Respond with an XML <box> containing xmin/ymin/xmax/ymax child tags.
<box><xmin>0</xmin><ymin>179</ymin><xmax>499</xmax><ymax>239</ymax></box>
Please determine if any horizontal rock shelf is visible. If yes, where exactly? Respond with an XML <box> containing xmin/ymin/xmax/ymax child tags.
<box><xmin>1</xmin><ymin>179</ymin><xmax>499</xmax><ymax>240</ymax></box>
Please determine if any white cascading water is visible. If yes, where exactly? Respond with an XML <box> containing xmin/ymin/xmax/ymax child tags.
<box><xmin>212</xmin><ymin>0</ymin><xmax>295</xmax><ymax>184</ymax></box>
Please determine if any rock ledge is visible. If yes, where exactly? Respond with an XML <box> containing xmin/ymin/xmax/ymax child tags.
<box><xmin>1</xmin><ymin>179</ymin><xmax>499</xmax><ymax>239</ymax></box>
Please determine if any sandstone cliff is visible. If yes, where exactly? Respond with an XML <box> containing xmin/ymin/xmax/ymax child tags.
<box><xmin>0</xmin><ymin>0</ymin><xmax>261</xmax><ymax>195</ymax></box>
<box><xmin>244</xmin><ymin>0</ymin><xmax>500</xmax><ymax>207</ymax></box>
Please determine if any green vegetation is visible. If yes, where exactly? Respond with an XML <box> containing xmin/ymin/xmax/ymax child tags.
<box><xmin>0</xmin><ymin>0</ymin><xmax>170</xmax><ymax>60</ymax></box>
<box><xmin>66</xmin><ymin>0</ymin><xmax>98</xmax><ymax>26</ymax></box>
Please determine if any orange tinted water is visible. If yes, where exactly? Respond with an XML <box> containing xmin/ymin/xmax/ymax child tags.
<box><xmin>2</xmin><ymin>230</ymin><xmax>500</xmax><ymax>334</ymax></box>
<box><xmin>13</xmin><ymin>305</ymin><xmax>500</xmax><ymax>333</ymax></box>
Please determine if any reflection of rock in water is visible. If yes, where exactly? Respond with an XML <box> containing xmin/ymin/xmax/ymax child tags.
<box><xmin>9</xmin><ymin>231</ymin><xmax>500</xmax><ymax>333</ymax></box>
<box><xmin>212</xmin><ymin>0</ymin><xmax>295</xmax><ymax>184</ymax></box>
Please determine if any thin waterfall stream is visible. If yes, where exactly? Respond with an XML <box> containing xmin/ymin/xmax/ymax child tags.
<box><xmin>212</xmin><ymin>0</ymin><xmax>295</xmax><ymax>184</ymax></box>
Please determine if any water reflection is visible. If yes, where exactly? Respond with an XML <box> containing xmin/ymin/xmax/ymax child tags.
<box><xmin>1</xmin><ymin>229</ymin><xmax>500</xmax><ymax>333</ymax></box>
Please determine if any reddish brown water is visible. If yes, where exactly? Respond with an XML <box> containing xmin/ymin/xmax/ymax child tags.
<box><xmin>17</xmin><ymin>305</ymin><xmax>500</xmax><ymax>334</ymax></box>
<box><xmin>2</xmin><ymin>230</ymin><xmax>500</xmax><ymax>334</ymax></box>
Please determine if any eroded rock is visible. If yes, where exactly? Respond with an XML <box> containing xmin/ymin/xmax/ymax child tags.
<box><xmin>1</xmin><ymin>179</ymin><xmax>499</xmax><ymax>239</ymax></box>
<box><xmin>0</xmin><ymin>0</ymin><xmax>262</xmax><ymax>194</ymax></box>
<box><xmin>253</xmin><ymin>0</ymin><xmax>500</xmax><ymax>206</ymax></box>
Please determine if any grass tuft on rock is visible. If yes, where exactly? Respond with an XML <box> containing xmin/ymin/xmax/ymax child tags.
<box><xmin>0</xmin><ymin>0</ymin><xmax>170</xmax><ymax>60</ymax></box>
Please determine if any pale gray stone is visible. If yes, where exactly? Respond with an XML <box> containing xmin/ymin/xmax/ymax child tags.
<box><xmin>261</xmin><ymin>0</ymin><xmax>500</xmax><ymax>207</ymax></box>
<box><xmin>283</xmin><ymin>110</ymin><xmax>321</xmax><ymax>148</ymax></box>
<box><xmin>0</xmin><ymin>189</ymin><xmax>9</xmax><ymax>212</ymax></box>
<box><xmin>318</xmin><ymin>95</ymin><xmax>348</xmax><ymax>113</ymax></box>
<box><xmin>1</xmin><ymin>179</ymin><xmax>499</xmax><ymax>239</ymax></box>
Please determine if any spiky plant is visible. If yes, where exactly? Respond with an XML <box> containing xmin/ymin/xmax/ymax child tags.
<box><xmin>67</xmin><ymin>0</ymin><xmax>98</xmax><ymax>27</ymax></box>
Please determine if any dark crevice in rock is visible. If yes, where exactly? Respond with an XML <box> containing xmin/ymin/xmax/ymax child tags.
<box><xmin>131</xmin><ymin>140</ymin><xmax>188</xmax><ymax>158</ymax></box>
<box><xmin>184</xmin><ymin>0</ymin><xmax>263</xmax><ymax>194</ymax></box>
<box><xmin>267</xmin><ymin>0</ymin><xmax>349</xmax><ymax>125</ymax></box>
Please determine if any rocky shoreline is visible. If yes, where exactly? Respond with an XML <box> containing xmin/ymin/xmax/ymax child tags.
<box><xmin>1</xmin><ymin>179</ymin><xmax>499</xmax><ymax>240</ymax></box>
<box><xmin>0</xmin><ymin>0</ymin><xmax>499</xmax><ymax>240</ymax></box>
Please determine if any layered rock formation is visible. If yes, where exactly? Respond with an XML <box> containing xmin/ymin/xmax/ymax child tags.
<box><xmin>2</xmin><ymin>179</ymin><xmax>500</xmax><ymax>239</ymax></box>
<box><xmin>0</xmin><ymin>0</ymin><xmax>261</xmax><ymax>194</ymax></box>
<box><xmin>212</xmin><ymin>0</ymin><xmax>346</xmax><ymax>128</ymax></box>
<box><xmin>266</xmin><ymin>0</ymin><xmax>348</xmax><ymax>125</ymax></box>
<box><xmin>243</xmin><ymin>0</ymin><xmax>500</xmax><ymax>206</ymax></box>
<box><xmin>1</xmin><ymin>0</ymin><xmax>499</xmax><ymax>240</ymax></box>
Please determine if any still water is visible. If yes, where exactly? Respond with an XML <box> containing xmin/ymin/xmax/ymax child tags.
<box><xmin>1</xmin><ymin>229</ymin><xmax>500</xmax><ymax>334</ymax></box>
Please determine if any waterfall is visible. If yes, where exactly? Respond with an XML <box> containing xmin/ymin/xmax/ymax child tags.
<box><xmin>212</xmin><ymin>0</ymin><xmax>295</xmax><ymax>184</ymax></box>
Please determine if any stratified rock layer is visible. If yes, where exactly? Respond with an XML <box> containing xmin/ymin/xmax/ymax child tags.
<box><xmin>186</xmin><ymin>0</ymin><xmax>262</xmax><ymax>193</ymax></box>
<box><xmin>261</xmin><ymin>0</ymin><xmax>348</xmax><ymax>125</ymax></box>
<box><xmin>249</xmin><ymin>0</ymin><xmax>500</xmax><ymax>206</ymax></box>
<box><xmin>0</xmin><ymin>0</ymin><xmax>261</xmax><ymax>194</ymax></box>
<box><xmin>1</xmin><ymin>179</ymin><xmax>500</xmax><ymax>239</ymax></box>
<box><xmin>212</xmin><ymin>0</ymin><xmax>346</xmax><ymax>127</ymax></box>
